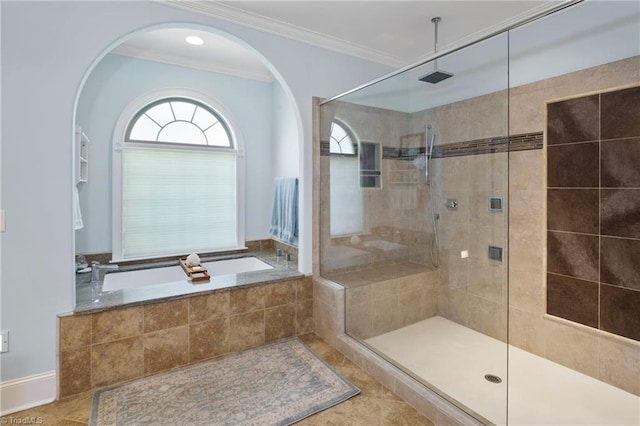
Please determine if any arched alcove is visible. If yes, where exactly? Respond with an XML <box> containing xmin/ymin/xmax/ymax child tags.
<box><xmin>72</xmin><ymin>23</ymin><xmax>303</xmax><ymax>299</ymax></box>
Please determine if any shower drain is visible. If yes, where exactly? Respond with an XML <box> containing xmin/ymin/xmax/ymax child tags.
<box><xmin>484</xmin><ymin>374</ymin><xmax>502</xmax><ymax>384</ymax></box>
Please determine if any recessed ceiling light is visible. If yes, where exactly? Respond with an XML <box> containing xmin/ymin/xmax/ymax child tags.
<box><xmin>186</xmin><ymin>36</ymin><xmax>204</xmax><ymax>46</ymax></box>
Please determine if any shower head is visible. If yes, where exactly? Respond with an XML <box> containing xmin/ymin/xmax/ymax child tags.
<box><xmin>419</xmin><ymin>17</ymin><xmax>454</xmax><ymax>84</ymax></box>
<box><xmin>419</xmin><ymin>70</ymin><xmax>454</xmax><ymax>84</ymax></box>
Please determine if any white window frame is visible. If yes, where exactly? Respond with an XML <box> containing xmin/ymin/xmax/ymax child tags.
<box><xmin>111</xmin><ymin>89</ymin><xmax>246</xmax><ymax>261</ymax></box>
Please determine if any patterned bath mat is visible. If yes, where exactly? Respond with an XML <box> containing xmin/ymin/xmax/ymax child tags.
<box><xmin>90</xmin><ymin>337</ymin><xmax>359</xmax><ymax>425</ymax></box>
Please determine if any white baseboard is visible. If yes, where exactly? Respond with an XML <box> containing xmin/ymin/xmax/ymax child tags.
<box><xmin>0</xmin><ymin>371</ymin><xmax>56</xmax><ymax>415</ymax></box>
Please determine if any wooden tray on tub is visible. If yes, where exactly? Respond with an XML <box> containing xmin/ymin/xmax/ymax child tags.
<box><xmin>179</xmin><ymin>258</ymin><xmax>211</xmax><ymax>283</ymax></box>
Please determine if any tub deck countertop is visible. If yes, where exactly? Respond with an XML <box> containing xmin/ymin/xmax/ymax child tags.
<box><xmin>74</xmin><ymin>250</ymin><xmax>303</xmax><ymax>313</ymax></box>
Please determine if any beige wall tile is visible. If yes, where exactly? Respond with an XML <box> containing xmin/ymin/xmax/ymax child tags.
<box><xmin>189</xmin><ymin>318</ymin><xmax>229</xmax><ymax>362</ymax></box>
<box><xmin>59</xmin><ymin>314</ymin><xmax>91</xmax><ymax>352</ymax></box>
<box><xmin>509</xmin><ymin>150</ymin><xmax>543</xmax><ymax>191</ymax></box>
<box><xmin>228</xmin><ymin>311</ymin><xmax>265</xmax><ymax>353</ymax></box>
<box><xmin>373</xmin><ymin>295</ymin><xmax>399</xmax><ymax>336</ymax></box>
<box><xmin>398</xmin><ymin>290</ymin><xmax>425</xmax><ymax>327</ymax></box>
<box><xmin>347</xmin><ymin>301</ymin><xmax>373</xmax><ymax>339</ymax></box>
<box><xmin>314</xmin><ymin>279</ymin><xmax>339</xmax><ymax>306</ymax></box>
<box><xmin>295</xmin><ymin>277</ymin><xmax>313</xmax><ymax>301</ymax></box>
<box><xmin>91</xmin><ymin>336</ymin><xmax>144</xmax><ymax>387</ymax></box>
<box><xmin>314</xmin><ymin>298</ymin><xmax>339</xmax><ymax>346</ymax></box>
<box><xmin>264</xmin><ymin>281</ymin><xmax>296</xmax><ymax>308</ymax></box>
<box><xmin>188</xmin><ymin>291</ymin><xmax>229</xmax><ymax>323</ymax></box>
<box><xmin>598</xmin><ymin>336</ymin><xmax>640</xmax><ymax>396</ymax></box>
<box><xmin>508</xmin><ymin>268</ymin><xmax>544</xmax><ymax>314</ymax></box>
<box><xmin>398</xmin><ymin>273</ymin><xmax>428</xmax><ymax>294</ymax></box>
<box><xmin>143</xmin><ymin>299</ymin><xmax>188</xmax><ymax>333</ymax></box>
<box><xmin>545</xmin><ymin>320</ymin><xmax>598</xmax><ymax>378</ymax></box>
<box><xmin>265</xmin><ymin>304</ymin><xmax>296</xmax><ymax>343</ymax></box>
<box><xmin>143</xmin><ymin>326</ymin><xmax>189</xmax><ymax>375</ymax></box>
<box><xmin>346</xmin><ymin>284</ymin><xmax>372</xmax><ymax>306</ymax></box>
<box><xmin>92</xmin><ymin>306</ymin><xmax>143</xmax><ymax>344</ymax></box>
<box><xmin>467</xmin><ymin>295</ymin><xmax>506</xmax><ymax>342</ymax></box>
<box><xmin>372</xmin><ymin>279</ymin><xmax>398</xmax><ymax>300</ymax></box>
<box><xmin>295</xmin><ymin>299</ymin><xmax>314</xmax><ymax>335</ymax></box>
<box><xmin>59</xmin><ymin>347</ymin><xmax>91</xmax><ymax>398</ymax></box>
<box><xmin>509</xmin><ymin>233</ymin><xmax>545</xmax><ymax>272</ymax></box>
<box><xmin>508</xmin><ymin>308</ymin><xmax>546</xmax><ymax>357</ymax></box>
<box><xmin>230</xmin><ymin>286</ymin><xmax>265</xmax><ymax>315</ymax></box>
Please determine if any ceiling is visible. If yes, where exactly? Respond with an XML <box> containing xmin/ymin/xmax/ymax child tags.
<box><xmin>208</xmin><ymin>0</ymin><xmax>554</xmax><ymax>65</ymax></box>
<box><xmin>113</xmin><ymin>1</ymin><xmax>638</xmax><ymax>112</ymax></box>
<box><xmin>114</xmin><ymin>1</ymin><xmax>560</xmax><ymax>80</ymax></box>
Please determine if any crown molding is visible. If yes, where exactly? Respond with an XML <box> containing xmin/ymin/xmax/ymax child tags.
<box><xmin>110</xmin><ymin>45</ymin><xmax>276</xmax><ymax>82</ymax></box>
<box><xmin>156</xmin><ymin>0</ymin><xmax>407</xmax><ymax>68</ymax></box>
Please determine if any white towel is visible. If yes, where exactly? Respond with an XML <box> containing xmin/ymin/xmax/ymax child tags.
<box><xmin>73</xmin><ymin>186</ymin><xmax>84</xmax><ymax>230</ymax></box>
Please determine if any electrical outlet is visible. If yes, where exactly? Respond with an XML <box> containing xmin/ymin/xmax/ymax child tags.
<box><xmin>1</xmin><ymin>331</ymin><xmax>8</xmax><ymax>353</ymax></box>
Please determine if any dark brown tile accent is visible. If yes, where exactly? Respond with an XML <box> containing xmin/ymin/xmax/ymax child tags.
<box><xmin>547</xmin><ymin>189</ymin><xmax>599</xmax><ymax>234</ymax></box>
<box><xmin>143</xmin><ymin>326</ymin><xmax>189</xmax><ymax>374</ymax></box>
<box><xmin>91</xmin><ymin>336</ymin><xmax>144</xmax><ymax>387</ymax></box>
<box><xmin>601</xmin><ymin>189</ymin><xmax>640</xmax><ymax>239</ymax></box>
<box><xmin>265</xmin><ymin>304</ymin><xmax>296</xmax><ymax>343</ymax></box>
<box><xmin>601</xmin><ymin>86</ymin><xmax>640</xmax><ymax>140</ymax></box>
<box><xmin>547</xmin><ymin>95</ymin><xmax>599</xmax><ymax>145</ymax></box>
<box><xmin>547</xmin><ymin>273</ymin><xmax>599</xmax><ymax>328</ymax></box>
<box><xmin>189</xmin><ymin>318</ymin><xmax>229</xmax><ymax>362</ymax></box>
<box><xmin>547</xmin><ymin>231</ymin><xmax>599</xmax><ymax>282</ymax></box>
<box><xmin>143</xmin><ymin>299</ymin><xmax>189</xmax><ymax>333</ymax></box>
<box><xmin>600</xmin><ymin>284</ymin><xmax>640</xmax><ymax>341</ymax></box>
<box><xmin>600</xmin><ymin>237</ymin><xmax>640</xmax><ymax>290</ymax></box>
<box><xmin>547</xmin><ymin>142</ymin><xmax>599</xmax><ymax>188</ymax></box>
<box><xmin>59</xmin><ymin>347</ymin><xmax>91</xmax><ymax>397</ymax></box>
<box><xmin>188</xmin><ymin>292</ymin><xmax>229</xmax><ymax>323</ymax></box>
<box><xmin>601</xmin><ymin>137</ymin><xmax>640</xmax><ymax>187</ymax></box>
<box><xmin>91</xmin><ymin>306</ymin><xmax>143</xmax><ymax>344</ymax></box>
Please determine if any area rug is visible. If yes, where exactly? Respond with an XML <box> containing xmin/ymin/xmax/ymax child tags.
<box><xmin>90</xmin><ymin>337</ymin><xmax>360</xmax><ymax>425</ymax></box>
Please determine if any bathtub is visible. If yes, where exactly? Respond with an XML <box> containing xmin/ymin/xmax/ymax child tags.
<box><xmin>102</xmin><ymin>256</ymin><xmax>273</xmax><ymax>292</ymax></box>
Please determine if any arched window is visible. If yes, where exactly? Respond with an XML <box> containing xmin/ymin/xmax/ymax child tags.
<box><xmin>329</xmin><ymin>121</ymin><xmax>356</xmax><ymax>155</ymax></box>
<box><xmin>114</xmin><ymin>96</ymin><xmax>240</xmax><ymax>260</ymax></box>
<box><xmin>329</xmin><ymin>119</ymin><xmax>363</xmax><ymax>236</ymax></box>
<box><xmin>126</xmin><ymin>98</ymin><xmax>232</xmax><ymax>147</ymax></box>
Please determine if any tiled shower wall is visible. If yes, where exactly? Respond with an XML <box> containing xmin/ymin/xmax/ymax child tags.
<box><xmin>546</xmin><ymin>85</ymin><xmax>640</xmax><ymax>341</ymax></box>
<box><xmin>508</xmin><ymin>57</ymin><xmax>640</xmax><ymax>396</ymax></box>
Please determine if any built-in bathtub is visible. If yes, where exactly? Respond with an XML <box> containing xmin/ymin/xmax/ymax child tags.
<box><xmin>75</xmin><ymin>252</ymin><xmax>302</xmax><ymax>313</ymax></box>
<box><xmin>102</xmin><ymin>256</ymin><xmax>274</xmax><ymax>291</ymax></box>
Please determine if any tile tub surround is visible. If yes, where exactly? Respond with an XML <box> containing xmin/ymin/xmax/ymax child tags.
<box><xmin>58</xmin><ymin>276</ymin><xmax>313</xmax><ymax>398</ymax></box>
<box><xmin>75</xmin><ymin>248</ymin><xmax>301</xmax><ymax>312</ymax></box>
<box><xmin>546</xmin><ymin>85</ymin><xmax>640</xmax><ymax>342</ymax></box>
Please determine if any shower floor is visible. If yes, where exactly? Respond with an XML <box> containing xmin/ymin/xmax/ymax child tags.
<box><xmin>366</xmin><ymin>316</ymin><xmax>639</xmax><ymax>425</ymax></box>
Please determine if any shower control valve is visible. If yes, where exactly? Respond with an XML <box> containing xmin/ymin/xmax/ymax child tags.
<box><xmin>446</xmin><ymin>199</ymin><xmax>459</xmax><ymax>210</ymax></box>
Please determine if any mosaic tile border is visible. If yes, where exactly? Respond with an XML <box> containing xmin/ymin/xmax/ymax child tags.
<box><xmin>320</xmin><ymin>132</ymin><xmax>543</xmax><ymax>159</ymax></box>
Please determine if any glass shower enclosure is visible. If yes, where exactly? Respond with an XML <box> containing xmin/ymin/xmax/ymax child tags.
<box><xmin>319</xmin><ymin>31</ymin><xmax>510</xmax><ymax>424</ymax></box>
<box><xmin>317</xmin><ymin>1</ymin><xmax>640</xmax><ymax>423</ymax></box>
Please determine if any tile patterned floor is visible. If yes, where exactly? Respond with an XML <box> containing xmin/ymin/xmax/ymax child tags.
<box><xmin>1</xmin><ymin>333</ymin><xmax>432</xmax><ymax>426</ymax></box>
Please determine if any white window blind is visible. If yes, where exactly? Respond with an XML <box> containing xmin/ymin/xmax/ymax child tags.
<box><xmin>122</xmin><ymin>145</ymin><xmax>237</xmax><ymax>259</ymax></box>
<box><xmin>330</xmin><ymin>156</ymin><xmax>363</xmax><ymax>236</ymax></box>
